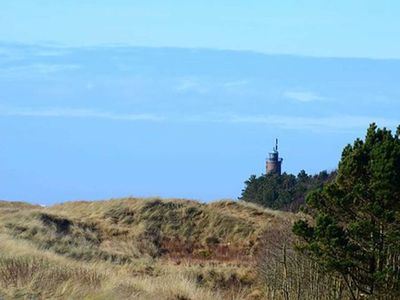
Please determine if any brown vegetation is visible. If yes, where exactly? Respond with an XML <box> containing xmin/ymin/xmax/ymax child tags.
<box><xmin>257</xmin><ymin>215</ymin><xmax>352</xmax><ymax>299</ymax></box>
<box><xmin>0</xmin><ymin>198</ymin><xmax>281</xmax><ymax>299</ymax></box>
<box><xmin>0</xmin><ymin>197</ymin><xmax>366</xmax><ymax>299</ymax></box>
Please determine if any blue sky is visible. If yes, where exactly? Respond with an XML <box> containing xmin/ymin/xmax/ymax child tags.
<box><xmin>1</xmin><ymin>1</ymin><xmax>400</xmax><ymax>58</ymax></box>
<box><xmin>1</xmin><ymin>2</ymin><xmax>400</xmax><ymax>204</ymax></box>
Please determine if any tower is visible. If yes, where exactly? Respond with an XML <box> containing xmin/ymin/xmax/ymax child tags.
<box><xmin>266</xmin><ymin>139</ymin><xmax>283</xmax><ymax>175</ymax></box>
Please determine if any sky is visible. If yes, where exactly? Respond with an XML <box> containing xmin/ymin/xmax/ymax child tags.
<box><xmin>1</xmin><ymin>1</ymin><xmax>400</xmax><ymax>58</ymax></box>
<box><xmin>1</xmin><ymin>2</ymin><xmax>400</xmax><ymax>204</ymax></box>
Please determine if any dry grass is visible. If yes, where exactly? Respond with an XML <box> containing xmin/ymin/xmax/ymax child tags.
<box><xmin>0</xmin><ymin>234</ymin><xmax>230</xmax><ymax>299</ymax></box>
<box><xmin>0</xmin><ymin>197</ymin><xmax>286</xmax><ymax>299</ymax></box>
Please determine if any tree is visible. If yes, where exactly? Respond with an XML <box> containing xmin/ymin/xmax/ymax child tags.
<box><xmin>258</xmin><ymin>216</ymin><xmax>350</xmax><ymax>300</ymax></box>
<box><xmin>293</xmin><ymin>123</ymin><xmax>400</xmax><ymax>299</ymax></box>
<box><xmin>240</xmin><ymin>170</ymin><xmax>335</xmax><ymax>211</ymax></box>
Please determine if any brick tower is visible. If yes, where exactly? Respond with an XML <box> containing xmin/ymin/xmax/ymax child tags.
<box><xmin>266</xmin><ymin>139</ymin><xmax>283</xmax><ymax>175</ymax></box>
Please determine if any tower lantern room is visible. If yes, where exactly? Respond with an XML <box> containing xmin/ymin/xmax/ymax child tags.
<box><xmin>266</xmin><ymin>139</ymin><xmax>283</xmax><ymax>175</ymax></box>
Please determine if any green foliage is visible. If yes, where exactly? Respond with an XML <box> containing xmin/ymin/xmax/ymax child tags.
<box><xmin>240</xmin><ymin>170</ymin><xmax>335</xmax><ymax>211</ymax></box>
<box><xmin>293</xmin><ymin>123</ymin><xmax>400</xmax><ymax>298</ymax></box>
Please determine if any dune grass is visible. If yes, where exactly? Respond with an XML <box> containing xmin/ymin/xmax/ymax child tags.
<box><xmin>0</xmin><ymin>197</ymin><xmax>281</xmax><ymax>299</ymax></box>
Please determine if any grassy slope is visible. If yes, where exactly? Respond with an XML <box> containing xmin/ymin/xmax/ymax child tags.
<box><xmin>0</xmin><ymin>198</ymin><xmax>286</xmax><ymax>299</ymax></box>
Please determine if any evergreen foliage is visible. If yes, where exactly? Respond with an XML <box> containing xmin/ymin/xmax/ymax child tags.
<box><xmin>293</xmin><ymin>123</ymin><xmax>400</xmax><ymax>299</ymax></box>
<box><xmin>240</xmin><ymin>170</ymin><xmax>335</xmax><ymax>211</ymax></box>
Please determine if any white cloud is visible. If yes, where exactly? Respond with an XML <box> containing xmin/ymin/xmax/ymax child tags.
<box><xmin>175</xmin><ymin>78</ymin><xmax>208</xmax><ymax>94</ymax></box>
<box><xmin>283</xmin><ymin>91</ymin><xmax>324</xmax><ymax>102</ymax></box>
<box><xmin>0</xmin><ymin>64</ymin><xmax>81</xmax><ymax>78</ymax></box>
<box><xmin>175</xmin><ymin>78</ymin><xmax>249</xmax><ymax>94</ymax></box>
<box><xmin>1</xmin><ymin>106</ymin><xmax>398</xmax><ymax>132</ymax></box>
<box><xmin>222</xmin><ymin>80</ymin><xmax>248</xmax><ymax>89</ymax></box>
<box><xmin>0</xmin><ymin>44</ymin><xmax>69</xmax><ymax>62</ymax></box>
<box><xmin>1</xmin><ymin>108</ymin><xmax>164</xmax><ymax>122</ymax></box>
<box><xmin>213</xmin><ymin>114</ymin><xmax>399</xmax><ymax>131</ymax></box>
<box><xmin>32</xmin><ymin>49</ymin><xmax>70</xmax><ymax>57</ymax></box>
<box><xmin>86</xmin><ymin>82</ymin><xmax>95</xmax><ymax>90</ymax></box>
<box><xmin>177</xmin><ymin>113</ymin><xmax>398</xmax><ymax>131</ymax></box>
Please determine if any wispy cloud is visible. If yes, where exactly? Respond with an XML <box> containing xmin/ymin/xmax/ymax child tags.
<box><xmin>1</xmin><ymin>106</ymin><xmax>398</xmax><ymax>131</ymax></box>
<box><xmin>1</xmin><ymin>107</ymin><xmax>164</xmax><ymax>122</ymax></box>
<box><xmin>0</xmin><ymin>64</ymin><xmax>81</xmax><ymax>78</ymax></box>
<box><xmin>175</xmin><ymin>78</ymin><xmax>209</xmax><ymax>94</ymax></box>
<box><xmin>0</xmin><ymin>43</ymin><xmax>70</xmax><ymax>62</ymax></box>
<box><xmin>283</xmin><ymin>91</ymin><xmax>324</xmax><ymax>102</ymax></box>
<box><xmin>175</xmin><ymin>78</ymin><xmax>250</xmax><ymax>94</ymax></box>
<box><xmin>32</xmin><ymin>49</ymin><xmax>70</xmax><ymax>57</ymax></box>
<box><xmin>179</xmin><ymin>113</ymin><xmax>398</xmax><ymax>131</ymax></box>
<box><xmin>222</xmin><ymin>80</ymin><xmax>248</xmax><ymax>89</ymax></box>
<box><xmin>213</xmin><ymin>114</ymin><xmax>399</xmax><ymax>131</ymax></box>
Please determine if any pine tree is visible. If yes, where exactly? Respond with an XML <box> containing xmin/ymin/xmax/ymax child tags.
<box><xmin>293</xmin><ymin>123</ymin><xmax>400</xmax><ymax>299</ymax></box>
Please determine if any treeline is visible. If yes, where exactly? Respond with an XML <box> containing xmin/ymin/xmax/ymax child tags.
<box><xmin>240</xmin><ymin>170</ymin><xmax>336</xmax><ymax>211</ymax></box>
<box><xmin>256</xmin><ymin>123</ymin><xmax>400</xmax><ymax>299</ymax></box>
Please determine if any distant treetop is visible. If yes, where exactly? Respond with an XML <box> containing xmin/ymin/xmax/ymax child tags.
<box><xmin>240</xmin><ymin>169</ymin><xmax>336</xmax><ymax>212</ymax></box>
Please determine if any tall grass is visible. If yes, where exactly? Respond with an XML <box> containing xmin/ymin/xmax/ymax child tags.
<box><xmin>0</xmin><ymin>198</ymin><xmax>273</xmax><ymax>299</ymax></box>
<box><xmin>0</xmin><ymin>235</ymin><xmax>231</xmax><ymax>299</ymax></box>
